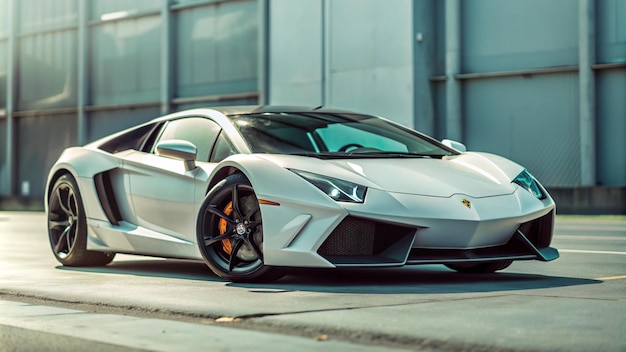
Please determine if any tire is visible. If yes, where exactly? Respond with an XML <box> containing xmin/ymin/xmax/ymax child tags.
<box><xmin>196</xmin><ymin>174</ymin><xmax>285</xmax><ymax>282</ymax></box>
<box><xmin>47</xmin><ymin>174</ymin><xmax>115</xmax><ymax>266</ymax></box>
<box><xmin>444</xmin><ymin>260</ymin><xmax>513</xmax><ymax>273</ymax></box>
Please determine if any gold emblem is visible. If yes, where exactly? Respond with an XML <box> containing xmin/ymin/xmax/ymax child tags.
<box><xmin>461</xmin><ymin>199</ymin><xmax>471</xmax><ymax>209</ymax></box>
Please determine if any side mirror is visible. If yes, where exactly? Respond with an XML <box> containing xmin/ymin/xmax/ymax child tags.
<box><xmin>156</xmin><ymin>139</ymin><xmax>197</xmax><ymax>171</ymax></box>
<box><xmin>441</xmin><ymin>139</ymin><xmax>467</xmax><ymax>153</ymax></box>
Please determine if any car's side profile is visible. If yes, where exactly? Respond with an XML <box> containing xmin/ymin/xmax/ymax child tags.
<box><xmin>46</xmin><ymin>106</ymin><xmax>558</xmax><ymax>282</ymax></box>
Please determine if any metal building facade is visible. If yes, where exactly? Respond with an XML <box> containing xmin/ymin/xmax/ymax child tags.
<box><xmin>1</xmin><ymin>0</ymin><xmax>625</xmax><ymax>210</ymax></box>
<box><xmin>0</xmin><ymin>0</ymin><xmax>261</xmax><ymax>200</ymax></box>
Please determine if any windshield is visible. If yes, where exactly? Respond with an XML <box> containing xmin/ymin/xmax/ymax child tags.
<box><xmin>229</xmin><ymin>112</ymin><xmax>455</xmax><ymax>158</ymax></box>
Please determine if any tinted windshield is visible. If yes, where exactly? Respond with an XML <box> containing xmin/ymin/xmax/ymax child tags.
<box><xmin>229</xmin><ymin>112</ymin><xmax>455</xmax><ymax>158</ymax></box>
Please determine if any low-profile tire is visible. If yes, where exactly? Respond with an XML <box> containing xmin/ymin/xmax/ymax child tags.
<box><xmin>196</xmin><ymin>173</ymin><xmax>286</xmax><ymax>282</ymax></box>
<box><xmin>47</xmin><ymin>174</ymin><xmax>115</xmax><ymax>266</ymax></box>
<box><xmin>444</xmin><ymin>260</ymin><xmax>513</xmax><ymax>273</ymax></box>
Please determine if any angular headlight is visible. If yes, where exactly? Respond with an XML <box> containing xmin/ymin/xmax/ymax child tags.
<box><xmin>290</xmin><ymin>169</ymin><xmax>367</xmax><ymax>203</ymax></box>
<box><xmin>512</xmin><ymin>169</ymin><xmax>545</xmax><ymax>199</ymax></box>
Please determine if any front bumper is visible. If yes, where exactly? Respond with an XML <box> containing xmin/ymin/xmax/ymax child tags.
<box><xmin>317</xmin><ymin>209</ymin><xmax>558</xmax><ymax>267</ymax></box>
<box><xmin>262</xmin><ymin>187</ymin><xmax>557</xmax><ymax>268</ymax></box>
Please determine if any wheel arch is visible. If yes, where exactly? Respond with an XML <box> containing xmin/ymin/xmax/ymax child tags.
<box><xmin>204</xmin><ymin>155</ymin><xmax>279</xmax><ymax>197</ymax></box>
<box><xmin>45</xmin><ymin>167</ymin><xmax>77</xmax><ymax>211</ymax></box>
<box><xmin>47</xmin><ymin>168</ymin><xmax>72</xmax><ymax>197</ymax></box>
<box><xmin>205</xmin><ymin>165</ymin><xmax>245</xmax><ymax>194</ymax></box>
<box><xmin>46</xmin><ymin>147</ymin><xmax>121</xmax><ymax>219</ymax></box>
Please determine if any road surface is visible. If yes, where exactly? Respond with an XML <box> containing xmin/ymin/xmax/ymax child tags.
<box><xmin>1</xmin><ymin>212</ymin><xmax>624</xmax><ymax>351</ymax></box>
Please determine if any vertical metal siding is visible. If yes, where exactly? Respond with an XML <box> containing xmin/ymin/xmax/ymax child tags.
<box><xmin>18</xmin><ymin>0</ymin><xmax>77</xmax><ymax>33</ymax></box>
<box><xmin>88</xmin><ymin>107</ymin><xmax>161</xmax><ymax>142</ymax></box>
<box><xmin>17</xmin><ymin>30</ymin><xmax>78</xmax><ymax>110</ymax></box>
<box><xmin>16</xmin><ymin>114</ymin><xmax>77</xmax><ymax>197</ymax></box>
<box><xmin>464</xmin><ymin>73</ymin><xmax>581</xmax><ymax>187</ymax></box>
<box><xmin>90</xmin><ymin>15</ymin><xmax>161</xmax><ymax>105</ymax></box>
<box><xmin>461</xmin><ymin>0</ymin><xmax>578</xmax><ymax>73</ymax></box>
<box><xmin>0</xmin><ymin>40</ymin><xmax>6</xmax><ymax>107</ymax></box>
<box><xmin>596</xmin><ymin>0</ymin><xmax>626</xmax><ymax>63</ymax></box>
<box><xmin>267</xmin><ymin>0</ymin><xmax>323</xmax><ymax>105</ymax></box>
<box><xmin>89</xmin><ymin>0</ymin><xmax>159</xmax><ymax>21</ymax></box>
<box><xmin>596</xmin><ymin>69</ymin><xmax>626</xmax><ymax>186</ymax></box>
<box><xmin>1</xmin><ymin>0</ymin><xmax>625</xmax><ymax>201</ymax></box>
<box><xmin>0</xmin><ymin>0</ymin><xmax>7</xmax><ymax>38</ymax></box>
<box><xmin>327</xmin><ymin>0</ymin><xmax>414</xmax><ymax>127</ymax></box>
<box><xmin>175</xmin><ymin>0</ymin><xmax>258</xmax><ymax>98</ymax></box>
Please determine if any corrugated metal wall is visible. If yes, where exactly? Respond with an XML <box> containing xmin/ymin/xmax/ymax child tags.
<box><xmin>326</xmin><ymin>0</ymin><xmax>414</xmax><ymax>127</ymax></box>
<box><xmin>268</xmin><ymin>0</ymin><xmax>414</xmax><ymax>126</ymax></box>
<box><xmin>268</xmin><ymin>0</ymin><xmax>625</xmax><ymax>189</ymax></box>
<box><xmin>460</xmin><ymin>0</ymin><xmax>581</xmax><ymax>186</ymax></box>
<box><xmin>267</xmin><ymin>0</ymin><xmax>324</xmax><ymax>105</ymax></box>
<box><xmin>464</xmin><ymin>73</ymin><xmax>582</xmax><ymax>186</ymax></box>
<box><xmin>456</xmin><ymin>0</ymin><xmax>625</xmax><ymax>187</ymax></box>
<box><xmin>597</xmin><ymin>69</ymin><xmax>626</xmax><ymax>186</ymax></box>
<box><xmin>0</xmin><ymin>0</ymin><xmax>259</xmax><ymax>197</ymax></box>
<box><xmin>0</xmin><ymin>0</ymin><xmax>625</xmax><ymax>201</ymax></box>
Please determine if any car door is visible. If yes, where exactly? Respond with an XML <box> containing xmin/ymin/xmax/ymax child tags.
<box><xmin>122</xmin><ymin>116</ymin><xmax>223</xmax><ymax>243</ymax></box>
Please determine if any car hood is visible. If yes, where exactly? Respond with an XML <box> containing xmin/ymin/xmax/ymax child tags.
<box><xmin>256</xmin><ymin>152</ymin><xmax>524</xmax><ymax>198</ymax></box>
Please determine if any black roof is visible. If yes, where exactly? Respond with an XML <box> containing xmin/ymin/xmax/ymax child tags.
<box><xmin>212</xmin><ymin>105</ymin><xmax>360</xmax><ymax>116</ymax></box>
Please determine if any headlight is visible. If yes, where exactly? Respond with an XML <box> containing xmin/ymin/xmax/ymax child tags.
<box><xmin>512</xmin><ymin>169</ymin><xmax>545</xmax><ymax>199</ymax></box>
<box><xmin>290</xmin><ymin>169</ymin><xmax>367</xmax><ymax>203</ymax></box>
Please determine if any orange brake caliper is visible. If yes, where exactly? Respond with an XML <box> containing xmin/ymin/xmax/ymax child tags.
<box><xmin>218</xmin><ymin>202</ymin><xmax>233</xmax><ymax>254</ymax></box>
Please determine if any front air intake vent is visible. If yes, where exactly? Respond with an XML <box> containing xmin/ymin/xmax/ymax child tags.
<box><xmin>517</xmin><ymin>209</ymin><xmax>555</xmax><ymax>248</ymax></box>
<box><xmin>317</xmin><ymin>216</ymin><xmax>416</xmax><ymax>266</ymax></box>
<box><xmin>318</xmin><ymin>217</ymin><xmax>376</xmax><ymax>256</ymax></box>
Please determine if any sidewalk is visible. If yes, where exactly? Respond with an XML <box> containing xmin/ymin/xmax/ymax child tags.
<box><xmin>0</xmin><ymin>299</ymin><xmax>411</xmax><ymax>352</ymax></box>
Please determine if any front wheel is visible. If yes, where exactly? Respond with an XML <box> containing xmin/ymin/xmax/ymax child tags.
<box><xmin>196</xmin><ymin>174</ymin><xmax>285</xmax><ymax>282</ymax></box>
<box><xmin>444</xmin><ymin>260</ymin><xmax>512</xmax><ymax>273</ymax></box>
<box><xmin>47</xmin><ymin>174</ymin><xmax>115</xmax><ymax>266</ymax></box>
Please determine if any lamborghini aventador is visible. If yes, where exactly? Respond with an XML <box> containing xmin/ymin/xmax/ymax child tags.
<box><xmin>45</xmin><ymin>106</ymin><xmax>558</xmax><ymax>282</ymax></box>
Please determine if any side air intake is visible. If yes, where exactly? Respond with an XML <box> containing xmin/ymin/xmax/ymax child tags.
<box><xmin>94</xmin><ymin>171</ymin><xmax>123</xmax><ymax>225</ymax></box>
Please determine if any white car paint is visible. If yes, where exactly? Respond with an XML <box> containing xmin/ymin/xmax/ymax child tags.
<box><xmin>45</xmin><ymin>106</ymin><xmax>557</xmax><ymax>273</ymax></box>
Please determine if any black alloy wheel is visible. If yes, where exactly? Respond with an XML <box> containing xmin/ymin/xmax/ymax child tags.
<box><xmin>197</xmin><ymin>173</ymin><xmax>285</xmax><ymax>282</ymax></box>
<box><xmin>47</xmin><ymin>174</ymin><xmax>115</xmax><ymax>266</ymax></box>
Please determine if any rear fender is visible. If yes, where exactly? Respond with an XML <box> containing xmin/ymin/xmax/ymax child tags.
<box><xmin>46</xmin><ymin>147</ymin><xmax>122</xmax><ymax>222</ymax></box>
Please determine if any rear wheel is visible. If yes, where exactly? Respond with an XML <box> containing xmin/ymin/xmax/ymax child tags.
<box><xmin>444</xmin><ymin>260</ymin><xmax>512</xmax><ymax>273</ymax></box>
<box><xmin>47</xmin><ymin>174</ymin><xmax>115</xmax><ymax>266</ymax></box>
<box><xmin>196</xmin><ymin>174</ymin><xmax>285</xmax><ymax>282</ymax></box>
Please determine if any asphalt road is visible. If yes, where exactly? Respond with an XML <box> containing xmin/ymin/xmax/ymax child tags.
<box><xmin>0</xmin><ymin>212</ymin><xmax>624</xmax><ymax>351</ymax></box>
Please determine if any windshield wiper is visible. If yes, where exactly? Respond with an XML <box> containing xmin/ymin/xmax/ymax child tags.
<box><xmin>351</xmin><ymin>150</ymin><xmax>452</xmax><ymax>158</ymax></box>
<box><xmin>290</xmin><ymin>151</ymin><xmax>447</xmax><ymax>159</ymax></box>
<box><xmin>289</xmin><ymin>152</ymin><xmax>353</xmax><ymax>159</ymax></box>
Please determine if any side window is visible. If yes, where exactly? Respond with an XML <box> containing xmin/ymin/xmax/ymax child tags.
<box><xmin>155</xmin><ymin>117</ymin><xmax>221</xmax><ymax>162</ymax></box>
<box><xmin>99</xmin><ymin>123</ymin><xmax>161</xmax><ymax>154</ymax></box>
<box><xmin>210</xmin><ymin>132</ymin><xmax>238</xmax><ymax>162</ymax></box>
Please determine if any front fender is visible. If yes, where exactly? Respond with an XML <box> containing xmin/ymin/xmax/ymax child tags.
<box><xmin>208</xmin><ymin>154</ymin><xmax>347</xmax><ymax>267</ymax></box>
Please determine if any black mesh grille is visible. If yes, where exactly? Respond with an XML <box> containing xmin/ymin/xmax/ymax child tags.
<box><xmin>318</xmin><ymin>217</ymin><xmax>376</xmax><ymax>256</ymax></box>
<box><xmin>317</xmin><ymin>216</ymin><xmax>416</xmax><ymax>265</ymax></box>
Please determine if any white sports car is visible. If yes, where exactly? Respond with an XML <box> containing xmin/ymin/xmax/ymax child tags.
<box><xmin>46</xmin><ymin>106</ymin><xmax>558</xmax><ymax>282</ymax></box>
